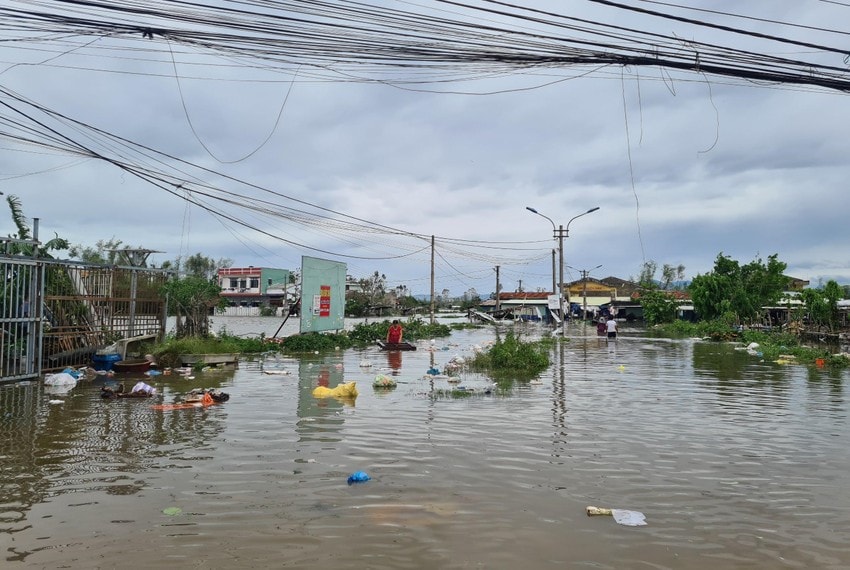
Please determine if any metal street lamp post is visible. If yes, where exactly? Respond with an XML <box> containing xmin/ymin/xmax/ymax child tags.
<box><xmin>525</xmin><ymin>207</ymin><xmax>561</xmax><ymax>332</ymax></box>
<box><xmin>527</xmin><ymin>206</ymin><xmax>600</xmax><ymax>336</ymax></box>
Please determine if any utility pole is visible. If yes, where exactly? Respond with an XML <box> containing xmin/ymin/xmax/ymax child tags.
<box><xmin>495</xmin><ymin>265</ymin><xmax>500</xmax><ymax>313</ymax></box>
<box><xmin>582</xmin><ymin>270</ymin><xmax>588</xmax><ymax>320</ymax></box>
<box><xmin>430</xmin><ymin>235</ymin><xmax>435</xmax><ymax>324</ymax></box>
<box><xmin>551</xmin><ymin>249</ymin><xmax>556</xmax><ymax>302</ymax></box>
<box><xmin>555</xmin><ymin>224</ymin><xmax>567</xmax><ymax>337</ymax></box>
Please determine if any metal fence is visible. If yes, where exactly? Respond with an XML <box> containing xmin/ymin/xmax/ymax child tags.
<box><xmin>0</xmin><ymin>252</ymin><xmax>169</xmax><ymax>383</ymax></box>
<box><xmin>0</xmin><ymin>254</ymin><xmax>42</xmax><ymax>382</ymax></box>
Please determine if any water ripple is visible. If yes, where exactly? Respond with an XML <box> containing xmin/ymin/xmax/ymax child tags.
<box><xmin>3</xmin><ymin>326</ymin><xmax>850</xmax><ymax>568</ymax></box>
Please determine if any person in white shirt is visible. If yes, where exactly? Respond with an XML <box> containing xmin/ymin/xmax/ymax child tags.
<box><xmin>605</xmin><ymin>316</ymin><xmax>618</xmax><ymax>340</ymax></box>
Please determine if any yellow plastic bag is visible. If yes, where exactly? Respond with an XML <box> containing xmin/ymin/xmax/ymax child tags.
<box><xmin>312</xmin><ymin>381</ymin><xmax>358</xmax><ymax>398</ymax></box>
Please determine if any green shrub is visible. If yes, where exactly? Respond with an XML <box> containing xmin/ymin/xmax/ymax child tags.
<box><xmin>347</xmin><ymin>317</ymin><xmax>451</xmax><ymax>345</ymax></box>
<box><xmin>278</xmin><ymin>332</ymin><xmax>352</xmax><ymax>353</ymax></box>
<box><xmin>653</xmin><ymin>319</ymin><xmax>850</xmax><ymax>369</ymax></box>
<box><xmin>468</xmin><ymin>330</ymin><xmax>549</xmax><ymax>380</ymax></box>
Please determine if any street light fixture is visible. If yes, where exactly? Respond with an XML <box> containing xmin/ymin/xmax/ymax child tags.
<box><xmin>526</xmin><ymin>207</ymin><xmax>560</xmax><ymax>333</ymax></box>
<box><xmin>526</xmin><ymin>206</ymin><xmax>601</xmax><ymax>336</ymax></box>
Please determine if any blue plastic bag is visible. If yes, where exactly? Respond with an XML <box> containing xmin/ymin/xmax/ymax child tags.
<box><xmin>347</xmin><ymin>471</ymin><xmax>371</xmax><ymax>485</ymax></box>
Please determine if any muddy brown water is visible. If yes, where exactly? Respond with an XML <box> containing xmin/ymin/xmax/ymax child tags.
<box><xmin>3</xmin><ymin>318</ymin><xmax>850</xmax><ymax>569</ymax></box>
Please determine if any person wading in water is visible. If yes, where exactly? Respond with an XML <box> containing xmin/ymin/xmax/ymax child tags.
<box><xmin>387</xmin><ymin>320</ymin><xmax>403</xmax><ymax>344</ymax></box>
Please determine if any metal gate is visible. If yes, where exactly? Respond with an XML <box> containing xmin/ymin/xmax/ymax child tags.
<box><xmin>41</xmin><ymin>262</ymin><xmax>168</xmax><ymax>372</ymax></box>
<box><xmin>0</xmin><ymin>253</ymin><xmax>43</xmax><ymax>383</ymax></box>
<box><xmin>0</xmin><ymin>251</ymin><xmax>169</xmax><ymax>384</ymax></box>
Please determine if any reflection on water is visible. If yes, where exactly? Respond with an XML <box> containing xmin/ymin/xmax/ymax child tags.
<box><xmin>3</xmin><ymin>320</ymin><xmax>850</xmax><ymax>569</ymax></box>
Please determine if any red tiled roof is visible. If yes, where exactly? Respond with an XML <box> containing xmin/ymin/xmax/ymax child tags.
<box><xmin>498</xmin><ymin>292</ymin><xmax>551</xmax><ymax>300</ymax></box>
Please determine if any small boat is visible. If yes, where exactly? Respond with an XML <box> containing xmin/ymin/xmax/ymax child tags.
<box><xmin>112</xmin><ymin>359</ymin><xmax>153</xmax><ymax>373</ymax></box>
<box><xmin>377</xmin><ymin>340</ymin><xmax>417</xmax><ymax>351</ymax></box>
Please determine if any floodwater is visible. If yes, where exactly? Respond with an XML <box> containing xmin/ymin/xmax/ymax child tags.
<box><xmin>3</xmin><ymin>316</ymin><xmax>850</xmax><ymax>569</ymax></box>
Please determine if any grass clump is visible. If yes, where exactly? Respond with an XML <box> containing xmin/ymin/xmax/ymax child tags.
<box><xmin>151</xmin><ymin>331</ymin><xmax>270</xmax><ymax>368</ymax></box>
<box><xmin>277</xmin><ymin>332</ymin><xmax>352</xmax><ymax>353</ymax></box>
<box><xmin>468</xmin><ymin>330</ymin><xmax>549</xmax><ymax>381</ymax></box>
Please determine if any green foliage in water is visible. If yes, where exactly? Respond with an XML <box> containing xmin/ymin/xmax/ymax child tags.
<box><xmin>277</xmin><ymin>332</ymin><xmax>352</xmax><ymax>353</ymax></box>
<box><xmin>263</xmin><ymin>317</ymin><xmax>453</xmax><ymax>354</ymax></box>
<box><xmin>449</xmin><ymin>322</ymin><xmax>486</xmax><ymax>331</ymax></box>
<box><xmin>151</xmin><ymin>330</ymin><xmax>271</xmax><ymax>368</ymax></box>
<box><xmin>652</xmin><ymin>320</ymin><xmax>849</xmax><ymax>368</ymax></box>
<box><xmin>653</xmin><ymin>319</ymin><xmax>739</xmax><ymax>341</ymax></box>
<box><xmin>430</xmin><ymin>388</ymin><xmax>481</xmax><ymax>399</ymax></box>
<box><xmin>740</xmin><ymin>330</ymin><xmax>848</xmax><ymax>367</ymax></box>
<box><xmin>151</xmin><ymin>333</ymin><xmax>259</xmax><ymax>355</ymax></box>
<box><xmin>468</xmin><ymin>330</ymin><xmax>549</xmax><ymax>379</ymax></box>
<box><xmin>346</xmin><ymin>318</ymin><xmax>451</xmax><ymax>344</ymax></box>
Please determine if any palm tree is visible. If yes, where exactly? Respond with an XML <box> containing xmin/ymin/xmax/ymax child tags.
<box><xmin>3</xmin><ymin>194</ymin><xmax>69</xmax><ymax>256</ymax></box>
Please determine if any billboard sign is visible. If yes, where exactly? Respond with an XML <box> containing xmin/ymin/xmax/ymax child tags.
<box><xmin>299</xmin><ymin>256</ymin><xmax>346</xmax><ymax>333</ymax></box>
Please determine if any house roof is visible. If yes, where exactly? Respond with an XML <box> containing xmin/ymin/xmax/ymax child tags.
<box><xmin>599</xmin><ymin>276</ymin><xmax>641</xmax><ymax>296</ymax></box>
<box><xmin>785</xmin><ymin>276</ymin><xmax>810</xmax><ymax>290</ymax></box>
<box><xmin>498</xmin><ymin>292</ymin><xmax>551</xmax><ymax>300</ymax></box>
<box><xmin>566</xmin><ymin>277</ymin><xmax>615</xmax><ymax>293</ymax></box>
<box><xmin>631</xmin><ymin>289</ymin><xmax>691</xmax><ymax>300</ymax></box>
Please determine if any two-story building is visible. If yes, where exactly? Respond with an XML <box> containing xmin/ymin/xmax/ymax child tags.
<box><xmin>217</xmin><ymin>266</ymin><xmax>292</xmax><ymax>313</ymax></box>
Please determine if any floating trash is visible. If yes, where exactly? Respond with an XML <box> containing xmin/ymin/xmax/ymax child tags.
<box><xmin>313</xmin><ymin>382</ymin><xmax>358</xmax><ymax>398</ymax></box>
<box><xmin>373</xmin><ymin>374</ymin><xmax>397</xmax><ymax>388</ymax></box>
<box><xmin>162</xmin><ymin>507</ymin><xmax>183</xmax><ymax>516</ymax></box>
<box><xmin>586</xmin><ymin>505</ymin><xmax>646</xmax><ymax>526</ymax></box>
<box><xmin>347</xmin><ymin>471</ymin><xmax>371</xmax><ymax>485</ymax></box>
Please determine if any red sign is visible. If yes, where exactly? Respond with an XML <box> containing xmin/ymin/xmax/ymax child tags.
<box><xmin>319</xmin><ymin>285</ymin><xmax>331</xmax><ymax>317</ymax></box>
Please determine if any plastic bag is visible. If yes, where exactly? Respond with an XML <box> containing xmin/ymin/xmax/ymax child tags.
<box><xmin>312</xmin><ymin>382</ymin><xmax>358</xmax><ymax>398</ymax></box>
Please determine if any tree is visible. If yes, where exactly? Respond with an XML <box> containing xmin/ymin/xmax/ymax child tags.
<box><xmin>398</xmin><ymin>294</ymin><xmax>425</xmax><ymax>312</ymax></box>
<box><xmin>345</xmin><ymin>291</ymin><xmax>370</xmax><ymax>317</ymax></box>
<box><xmin>637</xmin><ymin>260</ymin><xmax>685</xmax><ymax>290</ymax></box>
<box><xmin>637</xmin><ymin>260</ymin><xmax>657</xmax><ymax>287</ymax></box>
<box><xmin>661</xmin><ymin>264</ymin><xmax>686</xmax><ymax>289</ymax></box>
<box><xmin>359</xmin><ymin>271</ymin><xmax>387</xmax><ymax>307</ymax></box>
<box><xmin>689</xmin><ymin>253</ymin><xmax>788</xmax><ymax>324</ymax></box>
<box><xmin>823</xmin><ymin>280</ymin><xmax>844</xmax><ymax>331</ymax></box>
<box><xmin>801</xmin><ymin>280</ymin><xmax>844</xmax><ymax>332</ymax></box>
<box><xmin>162</xmin><ymin>275</ymin><xmax>224</xmax><ymax>337</ymax></box>
<box><xmin>459</xmin><ymin>294</ymin><xmax>481</xmax><ymax>311</ymax></box>
<box><xmin>4</xmin><ymin>195</ymin><xmax>68</xmax><ymax>257</ymax></box>
<box><xmin>68</xmin><ymin>237</ymin><xmax>126</xmax><ymax>265</ymax></box>
<box><xmin>639</xmin><ymin>289</ymin><xmax>681</xmax><ymax>325</ymax></box>
<box><xmin>183</xmin><ymin>253</ymin><xmax>231</xmax><ymax>279</ymax></box>
<box><xmin>636</xmin><ymin>260</ymin><xmax>685</xmax><ymax>325</ymax></box>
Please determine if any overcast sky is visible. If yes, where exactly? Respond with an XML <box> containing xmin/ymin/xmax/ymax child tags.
<box><xmin>1</xmin><ymin>1</ymin><xmax>849</xmax><ymax>296</ymax></box>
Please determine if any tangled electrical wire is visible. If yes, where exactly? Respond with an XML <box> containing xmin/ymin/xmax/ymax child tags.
<box><xmin>2</xmin><ymin>0</ymin><xmax>850</xmax><ymax>289</ymax></box>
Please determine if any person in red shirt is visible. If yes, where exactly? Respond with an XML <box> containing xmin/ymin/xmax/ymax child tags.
<box><xmin>387</xmin><ymin>320</ymin><xmax>403</xmax><ymax>344</ymax></box>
